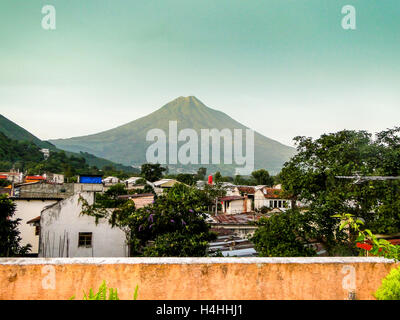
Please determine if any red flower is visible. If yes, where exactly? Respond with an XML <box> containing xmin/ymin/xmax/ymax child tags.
<box><xmin>356</xmin><ymin>242</ymin><xmax>373</xmax><ymax>251</ymax></box>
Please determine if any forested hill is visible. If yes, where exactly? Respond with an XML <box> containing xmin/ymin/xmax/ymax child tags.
<box><xmin>0</xmin><ymin>114</ymin><xmax>138</xmax><ymax>175</ymax></box>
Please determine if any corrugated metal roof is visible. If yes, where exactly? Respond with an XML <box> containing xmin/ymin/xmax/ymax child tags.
<box><xmin>210</xmin><ymin>213</ymin><xmax>262</xmax><ymax>224</ymax></box>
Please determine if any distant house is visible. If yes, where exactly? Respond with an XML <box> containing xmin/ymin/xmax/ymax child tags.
<box><xmin>118</xmin><ymin>193</ymin><xmax>154</xmax><ymax>209</ymax></box>
<box><xmin>219</xmin><ymin>195</ymin><xmax>252</xmax><ymax>215</ymax></box>
<box><xmin>103</xmin><ymin>176</ymin><xmax>120</xmax><ymax>186</ymax></box>
<box><xmin>152</xmin><ymin>179</ymin><xmax>179</xmax><ymax>195</ymax></box>
<box><xmin>254</xmin><ymin>187</ymin><xmax>293</xmax><ymax>210</ymax></box>
<box><xmin>38</xmin><ymin>192</ymin><xmax>128</xmax><ymax>257</ymax></box>
<box><xmin>13</xmin><ymin>196</ymin><xmax>62</xmax><ymax>255</ymax></box>
<box><xmin>40</xmin><ymin>148</ymin><xmax>50</xmax><ymax>159</ymax></box>
<box><xmin>43</xmin><ymin>173</ymin><xmax>64</xmax><ymax>184</ymax></box>
<box><xmin>0</xmin><ymin>171</ymin><xmax>23</xmax><ymax>184</ymax></box>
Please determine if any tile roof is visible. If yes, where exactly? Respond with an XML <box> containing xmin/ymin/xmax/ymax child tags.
<box><xmin>262</xmin><ymin>188</ymin><xmax>285</xmax><ymax>199</ymax></box>
<box><xmin>236</xmin><ymin>186</ymin><xmax>256</xmax><ymax>194</ymax></box>
<box><xmin>219</xmin><ymin>195</ymin><xmax>244</xmax><ymax>201</ymax></box>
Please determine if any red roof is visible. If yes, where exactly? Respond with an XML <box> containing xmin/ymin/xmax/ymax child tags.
<box><xmin>25</xmin><ymin>176</ymin><xmax>46</xmax><ymax>180</ymax></box>
<box><xmin>262</xmin><ymin>188</ymin><xmax>285</xmax><ymax>199</ymax></box>
<box><xmin>237</xmin><ymin>186</ymin><xmax>256</xmax><ymax>194</ymax></box>
<box><xmin>219</xmin><ymin>196</ymin><xmax>244</xmax><ymax>201</ymax></box>
<box><xmin>0</xmin><ymin>175</ymin><xmax>8</xmax><ymax>179</ymax></box>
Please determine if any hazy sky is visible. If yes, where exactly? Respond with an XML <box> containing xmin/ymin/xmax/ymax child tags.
<box><xmin>0</xmin><ymin>0</ymin><xmax>399</xmax><ymax>146</ymax></box>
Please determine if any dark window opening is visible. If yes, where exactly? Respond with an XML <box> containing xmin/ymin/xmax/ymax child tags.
<box><xmin>78</xmin><ymin>232</ymin><xmax>92</xmax><ymax>248</ymax></box>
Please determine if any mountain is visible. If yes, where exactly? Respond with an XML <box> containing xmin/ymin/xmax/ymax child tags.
<box><xmin>0</xmin><ymin>114</ymin><xmax>137</xmax><ymax>173</ymax></box>
<box><xmin>0</xmin><ymin>114</ymin><xmax>55</xmax><ymax>150</ymax></box>
<box><xmin>50</xmin><ymin>96</ymin><xmax>296</xmax><ymax>175</ymax></box>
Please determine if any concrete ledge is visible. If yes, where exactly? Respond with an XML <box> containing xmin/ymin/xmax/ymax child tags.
<box><xmin>0</xmin><ymin>256</ymin><xmax>396</xmax><ymax>265</ymax></box>
<box><xmin>0</xmin><ymin>257</ymin><xmax>398</xmax><ymax>300</ymax></box>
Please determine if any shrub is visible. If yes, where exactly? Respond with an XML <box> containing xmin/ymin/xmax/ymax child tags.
<box><xmin>375</xmin><ymin>267</ymin><xmax>400</xmax><ymax>300</ymax></box>
<box><xmin>70</xmin><ymin>281</ymin><xmax>138</xmax><ymax>300</ymax></box>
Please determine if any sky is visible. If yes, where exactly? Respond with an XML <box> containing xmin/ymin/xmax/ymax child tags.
<box><xmin>0</xmin><ymin>0</ymin><xmax>399</xmax><ymax>147</ymax></box>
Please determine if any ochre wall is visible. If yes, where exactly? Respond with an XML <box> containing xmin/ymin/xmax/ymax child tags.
<box><xmin>0</xmin><ymin>257</ymin><xmax>397</xmax><ymax>300</ymax></box>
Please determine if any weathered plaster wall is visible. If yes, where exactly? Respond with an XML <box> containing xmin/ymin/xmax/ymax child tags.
<box><xmin>40</xmin><ymin>192</ymin><xmax>127</xmax><ymax>258</ymax></box>
<box><xmin>14</xmin><ymin>199</ymin><xmax>59</xmax><ymax>254</ymax></box>
<box><xmin>0</xmin><ymin>257</ymin><xmax>397</xmax><ymax>300</ymax></box>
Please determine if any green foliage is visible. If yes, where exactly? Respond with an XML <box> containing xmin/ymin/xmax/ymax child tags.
<box><xmin>375</xmin><ymin>267</ymin><xmax>400</xmax><ymax>300</ymax></box>
<box><xmin>176</xmin><ymin>173</ymin><xmax>196</xmax><ymax>186</ymax></box>
<box><xmin>195</xmin><ymin>167</ymin><xmax>207</xmax><ymax>181</ymax></box>
<box><xmin>250</xmin><ymin>210</ymin><xmax>316</xmax><ymax>257</ymax></box>
<box><xmin>0</xmin><ymin>195</ymin><xmax>31</xmax><ymax>257</ymax></box>
<box><xmin>0</xmin><ymin>180</ymin><xmax>10</xmax><ymax>187</ymax></box>
<box><xmin>70</xmin><ymin>281</ymin><xmax>139</xmax><ymax>300</ymax></box>
<box><xmin>134</xmin><ymin>178</ymin><xmax>147</xmax><ymax>185</ymax></box>
<box><xmin>233</xmin><ymin>175</ymin><xmax>257</xmax><ymax>186</ymax></box>
<box><xmin>334</xmin><ymin>213</ymin><xmax>400</xmax><ymax>260</ymax></box>
<box><xmin>141</xmin><ymin>163</ymin><xmax>166</xmax><ymax>182</ymax></box>
<box><xmin>280</xmin><ymin>128</ymin><xmax>400</xmax><ymax>254</ymax></box>
<box><xmin>214</xmin><ymin>171</ymin><xmax>222</xmax><ymax>183</ymax></box>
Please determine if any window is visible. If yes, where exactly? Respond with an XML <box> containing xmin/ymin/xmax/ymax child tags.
<box><xmin>78</xmin><ymin>232</ymin><xmax>92</xmax><ymax>248</ymax></box>
<box><xmin>35</xmin><ymin>226</ymin><xmax>40</xmax><ymax>236</ymax></box>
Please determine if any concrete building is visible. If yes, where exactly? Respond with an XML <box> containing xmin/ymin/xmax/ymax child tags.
<box><xmin>152</xmin><ymin>179</ymin><xmax>179</xmax><ymax>195</ymax></box>
<box><xmin>13</xmin><ymin>197</ymin><xmax>61</xmax><ymax>255</ymax></box>
<box><xmin>43</xmin><ymin>173</ymin><xmax>64</xmax><ymax>184</ymax></box>
<box><xmin>38</xmin><ymin>192</ymin><xmax>128</xmax><ymax>258</ymax></box>
<box><xmin>219</xmin><ymin>195</ymin><xmax>252</xmax><ymax>215</ymax></box>
<box><xmin>254</xmin><ymin>188</ymin><xmax>293</xmax><ymax>210</ymax></box>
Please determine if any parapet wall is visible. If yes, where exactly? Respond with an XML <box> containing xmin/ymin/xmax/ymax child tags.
<box><xmin>0</xmin><ymin>257</ymin><xmax>397</xmax><ymax>300</ymax></box>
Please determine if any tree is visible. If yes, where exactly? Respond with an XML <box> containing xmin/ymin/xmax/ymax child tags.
<box><xmin>81</xmin><ymin>183</ymin><xmax>217</xmax><ymax>256</ymax></box>
<box><xmin>251</xmin><ymin>169</ymin><xmax>274</xmax><ymax>186</ymax></box>
<box><xmin>214</xmin><ymin>171</ymin><xmax>222</xmax><ymax>183</ymax></box>
<box><xmin>176</xmin><ymin>173</ymin><xmax>196</xmax><ymax>186</ymax></box>
<box><xmin>0</xmin><ymin>195</ymin><xmax>31</xmax><ymax>257</ymax></box>
<box><xmin>280</xmin><ymin>128</ymin><xmax>400</xmax><ymax>255</ymax></box>
<box><xmin>195</xmin><ymin>167</ymin><xmax>207</xmax><ymax>181</ymax></box>
<box><xmin>251</xmin><ymin>210</ymin><xmax>316</xmax><ymax>257</ymax></box>
<box><xmin>141</xmin><ymin>163</ymin><xmax>166</xmax><ymax>182</ymax></box>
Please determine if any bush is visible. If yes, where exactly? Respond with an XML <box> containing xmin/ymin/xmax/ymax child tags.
<box><xmin>251</xmin><ymin>211</ymin><xmax>316</xmax><ymax>257</ymax></box>
<box><xmin>375</xmin><ymin>266</ymin><xmax>400</xmax><ymax>300</ymax></box>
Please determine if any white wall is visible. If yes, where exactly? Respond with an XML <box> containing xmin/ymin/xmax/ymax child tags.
<box><xmin>39</xmin><ymin>192</ymin><xmax>128</xmax><ymax>258</ymax></box>
<box><xmin>14</xmin><ymin>199</ymin><xmax>59</xmax><ymax>254</ymax></box>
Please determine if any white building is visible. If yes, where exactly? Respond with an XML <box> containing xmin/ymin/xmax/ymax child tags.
<box><xmin>254</xmin><ymin>188</ymin><xmax>293</xmax><ymax>210</ymax></box>
<box><xmin>103</xmin><ymin>176</ymin><xmax>120</xmax><ymax>186</ymax></box>
<box><xmin>219</xmin><ymin>195</ymin><xmax>252</xmax><ymax>215</ymax></box>
<box><xmin>38</xmin><ymin>192</ymin><xmax>128</xmax><ymax>257</ymax></box>
<box><xmin>13</xmin><ymin>197</ymin><xmax>60</xmax><ymax>255</ymax></box>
